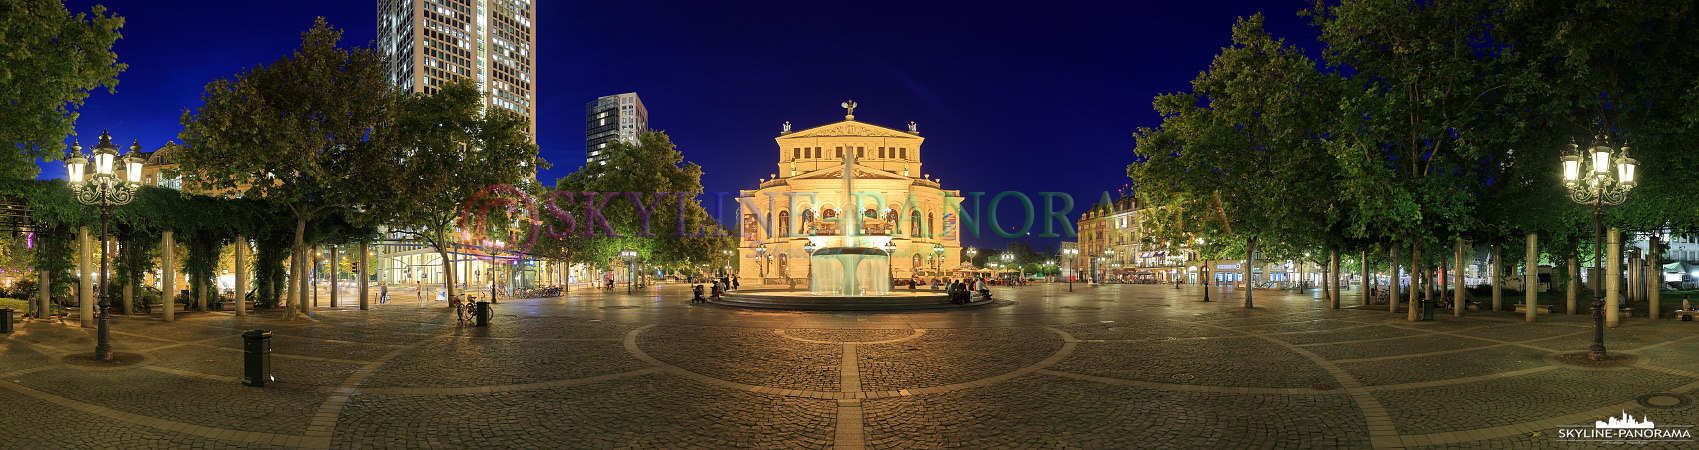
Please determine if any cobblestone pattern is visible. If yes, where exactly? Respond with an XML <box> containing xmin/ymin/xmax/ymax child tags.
<box><xmin>149</xmin><ymin>345</ymin><xmax>242</xmax><ymax>377</ymax></box>
<box><xmin>0</xmin><ymin>339</ymin><xmax>56</xmax><ymax>373</ymax></box>
<box><xmin>1051</xmin><ymin>338</ymin><xmax>1332</xmax><ymax>388</ymax></box>
<box><xmin>1270</xmin><ymin>324</ymin><xmax>1428</xmax><ymax>345</ymax></box>
<box><xmin>1054</xmin><ymin>321</ymin><xmax>1239</xmax><ymax>340</ymax></box>
<box><xmin>639</xmin><ymin>325</ymin><xmax>842</xmax><ymax>392</ymax></box>
<box><xmin>14</xmin><ymin>367</ymin><xmax>326</xmax><ymax>434</ymax></box>
<box><xmin>1407</xmin><ymin>403</ymin><xmax>1699</xmax><ymax>450</ymax></box>
<box><xmin>1637</xmin><ymin>338</ymin><xmax>1699</xmax><ymax>372</ymax></box>
<box><xmin>785</xmin><ymin>328</ymin><xmax>911</xmax><ymax>342</ymax></box>
<box><xmin>1306</xmin><ymin>333</ymin><xmax>1501</xmax><ymax>361</ymax></box>
<box><xmin>1375</xmin><ymin>368</ymin><xmax>1696</xmax><ymax>435</ymax></box>
<box><xmin>862</xmin><ymin>373</ymin><xmax>1370</xmax><ymax>449</ymax></box>
<box><xmin>447</xmin><ymin>316</ymin><xmax>641</xmax><ymax>340</ymax></box>
<box><xmin>272</xmin><ymin>358</ymin><xmax>366</xmax><ymax>387</ymax></box>
<box><xmin>1451</xmin><ymin>322</ymin><xmax>1591</xmax><ymax>343</ymax></box>
<box><xmin>269</xmin><ymin>323</ymin><xmax>434</xmax><ymax>346</ymax></box>
<box><xmin>0</xmin><ymin>387</ymin><xmax>296</xmax><ymax>450</ymax></box>
<box><xmin>1538</xmin><ymin>329</ymin><xmax>1695</xmax><ymax>353</ymax></box>
<box><xmin>334</xmin><ymin>373</ymin><xmax>837</xmax><ymax>449</ymax></box>
<box><xmin>1338</xmin><ymin>345</ymin><xmax>1552</xmax><ymax>387</ymax></box>
<box><xmin>271</xmin><ymin>336</ymin><xmax>402</xmax><ymax>362</ymax></box>
<box><xmin>362</xmin><ymin>338</ymin><xmax>646</xmax><ymax>388</ymax></box>
<box><xmin>859</xmin><ymin>327</ymin><xmax>1060</xmax><ymax>392</ymax></box>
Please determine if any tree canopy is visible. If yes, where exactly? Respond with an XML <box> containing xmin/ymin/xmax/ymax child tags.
<box><xmin>0</xmin><ymin>0</ymin><xmax>127</xmax><ymax>179</ymax></box>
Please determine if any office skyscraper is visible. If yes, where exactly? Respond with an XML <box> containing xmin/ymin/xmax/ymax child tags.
<box><xmin>378</xmin><ymin>0</ymin><xmax>537</xmax><ymax>138</ymax></box>
<box><xmin>585</xmin><ymin>92</ymin><xmax>647</xmax><ymax>167</ymax></box>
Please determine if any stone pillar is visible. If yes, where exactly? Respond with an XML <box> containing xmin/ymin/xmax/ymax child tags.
<box><xmin>1491</xmin><ymin>244</ymin><xmax>1502</xmax><ymax>311</ymax></box>
<box><xmin>1607</xmin><ymin>228</ymin><xmax>1621</xmax><ymax>327</ymax></box>
<box><xmin>329</xmin><ymin>246</ymin><xmax>338</xmax><ymax>308</ymax></box>
<box><xmin>235</xmin><ymin>236</ymin><xmax>248</xmax><ymax>317</ymax></box>
<box><xmin>1437</xmin><ymin>256</ymin><xmax>1447</xmax><ymax>312</ymax></box>
<box><xmin>1453</xmin><ymin>238</ymin><xmax>1466</xmax><ymax>317</ymax></box>
<box><xmin>1389</xmin><ymin>244</ymin><xmax>1400</xmax><ymax>314</ymax></box>
<box><xmin>1525</xmin><ymin>233</ymin><xmax>1537</xmax><ymax>323</ymax></box>
<box><xmin>1649</xmin><ymin>235</ymin><xmax>1662</xmax><ymax>319</ymax></box>
<box><xmin>312</xmin><ymin>245</ymin><xmax>319</xmax><ymax>308</ymax></box>
<box><xmin>1627</xmin><ymin>252</ymin><xmax>1639</xmax><ymax>305</ymax></box>
<box><xmin>38</xmin><ymin>271</ymin><xmax>50</xmax><ymax>320</ymax></box>
<box><xmin>359</xmin><ymin>241</ymin><xmax>369</xmax><ymax>310</ymax></box>
<box><xmin>1567</xmin><ymin>256</ymin><xmax>1579</xmax><ymax>315</ymax></box>
<box><xmin>78</xmin><ymin>226</ymin><xmax>92</xmax><ymax>328</ymax></box>
<box><xmin>162</xmin><ymin>231</ymin><xmax>175</xmax><ymax>322</ymax></box>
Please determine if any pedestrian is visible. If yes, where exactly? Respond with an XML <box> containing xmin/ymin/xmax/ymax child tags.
<box><xmin>974</xmin><ymin>277</ymin><xmax>990</xmax><ymax>300</ymax></box>
<box><xmin>732</xmin><ymin>275</ymin><xmax>740</xmax><ymax>291</ymax></box>
<box><xmin>379</xmin><ymin>283</ymin><xmax>389</xmax><ymax>305</ymax></box>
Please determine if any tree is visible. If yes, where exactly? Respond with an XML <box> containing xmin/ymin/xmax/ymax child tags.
<box><xmin>1130</xmin><ymin>15</ymin><xmax>1344</xmax><ymax>308</ymax></box>
<box><xmin>380</xmin><ymin>78</ymin><xmax>541</xmax><ymax>303</ymax></box>
<box><xmin>0</xmin><ymin>0</ymin><xmax>127</xmax><ymax>179</ymax></box>
<box><xmin>535</xmin><ymin>131</ymin><xmax>733</xmax><ymax>275</ymax></box>
<box><xmin>176</xmin><ymin>18</ymin><xmax>402</xmax><ymax>318</ymax></box>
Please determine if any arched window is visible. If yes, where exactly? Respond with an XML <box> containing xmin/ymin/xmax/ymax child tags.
<box><xmin>884</xmin><ymin>209</ymin><xmax>898</xmax><ymax>223</ymax></box>
<box><xmin>799</xmin><ymin>208</ymin><xmax>814</xmax><ymax>234</ymax></box>
<box><xmin>864</xmin><ymin>208</ymin><xmax>877</xmax><ymax>219</ymax></box>
<box><xmin>823</xmin><ymin>208</ymin><xmax>837</xmax><ymax>219</ymax></box>
<box><xmin>912</xmin><ymin>254</ymin><xmax>922</xmax><ymax>271</ymax></box>
<box><xmin>910</xmin><ymin>209</ymin><xmax>922</xmax><ymax>236</ymax></box>
<box><xmin>927</xmin><ymin>212</ymin><xmax>936</xmax><ymax>238</ymax></box>
<box><xmin>778</xmin><ymin>210</ymin><xmax>790</xmax><ymax>237</ymax></box>
<box><xmin>778</xmin><ymin>254</ymin><xmax>788</xmax><ymax>277</ymax></box>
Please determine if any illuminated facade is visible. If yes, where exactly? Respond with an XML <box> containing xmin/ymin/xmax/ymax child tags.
<box><xmin>585</xmin><ymin>92</ymin><xmax>648</xmax><ymax>168</ymax></box>
<box><xmin>378</xmin><ymin>0</ymin><xmax>536</xmax><ymax>138</ymax></box>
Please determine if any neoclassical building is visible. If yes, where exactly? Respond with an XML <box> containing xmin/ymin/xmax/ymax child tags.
<box><xmin>736</xmin><ymin>104</ymin><xmax>963</xmax><ymax>285</ymax></box>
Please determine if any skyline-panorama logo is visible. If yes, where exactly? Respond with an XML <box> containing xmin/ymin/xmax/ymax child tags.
<box><xmin>1556</xmin><ymin>411</ymin><xmax>1693</xmax><ymax>444</ymax></box>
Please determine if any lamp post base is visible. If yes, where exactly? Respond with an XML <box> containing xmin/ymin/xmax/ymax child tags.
<box><xmin>95</xmin><ymin>307</ymin><xmax>112</xmax><ymax>361</ymax></box>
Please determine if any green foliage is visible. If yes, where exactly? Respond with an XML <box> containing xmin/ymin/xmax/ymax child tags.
<box><xmin>537</xmin><ymin>131</ymin><xmax>733</xmax><ymax>272</ymax></box>
<box><xmin>0</xmin><ymin>0</ymin><xmax>127</xmax><ymax>179</ymax></box>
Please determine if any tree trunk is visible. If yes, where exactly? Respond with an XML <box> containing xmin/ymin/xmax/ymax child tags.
<box><xmin>1389</xmin><ymin>243</ymin><xmax>1400</xmax><ymax>314</ymax></box>
<box><xmin>1408</xmin><ymin>240</ymin><xmax>1422</xmax><ymax>322</ymax></box>
<box><xmin>1453</xmin><ymin>238</ymin><xmax>1465</xmax><ymax>316</ymax></box>
<box><xmin>1360</xmin><ymin>249</ymin><xmax>1369</xmax><ymax>306</ymax></box>
<box><xmin>291</xmin><ymin>214</ymin><xmax>308</xmax><ymax>319</ymax></box>
<box><xmin>1330</xmin><ymin>249</ymin><xmax>1341</xmax><ymax>309</ymax></box>
<box><xmin>329</xmin><ymin>246</ymin><xmax>338</xmax><ymax>308</ymax></box>
<box><xmin>1567</xmin><ymin>256</ymin><xmax>1579</xmax><ymax>315</ymax></box>
<box><xmin>235</xmin><ymin>236</ymin><xmax>247</xmax><ymax>317</ymax></box>
<box><xmin>1321</xmin><ymin>255</ymin><xmax>1331</xmax><ymax>302</ymax></box>
<box><xmin>1525</xmin><ymin>232</ymin><xmax>1537</xmax><ymax>323</ymax></box>
<box><xmin>1490</xmin><ymin>244</ymin><xmax>1501</xmax><ymax>311</ymax></box>
<box><xmin>162</xmin><ymin>230</ymin><xmax>175</xmax><ymax>322</ymax></box>
<box><xmin>1243</xmin><ymin>236</ymin><xmax>1255</xmax><ymax>309</ymax></box>
<box><xmin>359</xmin><ymin>241</ymin><xmax>369</xmax><ymax>310</ymax></box>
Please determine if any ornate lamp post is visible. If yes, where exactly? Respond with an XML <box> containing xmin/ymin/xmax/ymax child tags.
<box><xmin>1047</xmin><ymin>259</ymin><xmax>1057</xmax><ymax>283</ymax></box>
<box><xmin>932</xmin><ymin>244</ymin><xmax>944</xmax><ymax>274</ymax></box>
<box><xmin>1063</xmin><ymin>247</ymin><xmax>1077</xmax><ymax>291</ymax></box>
<box><xmin>966</xmin><ymin>247</ymin><xmax>978</xmax><ymax>269</ymax></box>
<box><xmin>1562</xmin><ymin>132</ymin><xmax>1637</xmax><ymax>361</ymax></box>
<box><xmin>883</xmin><ymin>241</ymin><xmax>897</xmax><ymax>285</ymax></box>
<box><xmin>803</xmin><ymin>241</ymin><xmax>818</xmax><ymax>282</ymax></box>
<box><xmin>620</xmin><ymin>248</ymin><xmax>637</xmax><ymax>294</ymax></box>
<box><xmin>65</xmin><ymin>131</ymin><xmax>144</xmax><ymax>361</ymax></box>
<box><xmin>756</xmin><ymin>244</ymin><xmax>767</xmax><ymax>278</ymax></box>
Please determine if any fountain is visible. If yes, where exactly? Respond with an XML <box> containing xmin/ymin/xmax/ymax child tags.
<box><xmin>712</xmin><ymin>108</ymin><xmax>984</xmax><ymax>310</ymax></box>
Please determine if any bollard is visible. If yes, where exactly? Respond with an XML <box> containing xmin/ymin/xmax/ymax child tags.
<box><xmin>1</xmin><ymin>308</ymin><xmax>12</xmax><ymax>333</ymax></box>
<box><xmin>475</xmin><ymin>301</ymin><xmax>490</xmax><ymax>327</ymax></box>
<box><xmin>242</xmin><ymin>330</ymin><xmax>272</xmax><ymax>387</ymax></box>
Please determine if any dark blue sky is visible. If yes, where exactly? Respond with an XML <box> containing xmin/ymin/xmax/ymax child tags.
<box><xmin>43</xmin><ymin>0</ymin><xmax>1316</xmax><ymax>253</ymax></box>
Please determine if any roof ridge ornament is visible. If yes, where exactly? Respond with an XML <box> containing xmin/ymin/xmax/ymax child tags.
<box><xmin>841</xmin><ymin>100</ymin><xmax>857</xmax><ymax>120</ymax></box>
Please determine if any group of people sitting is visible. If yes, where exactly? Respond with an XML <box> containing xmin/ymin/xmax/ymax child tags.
<box><xmin>933</xmin><ymin>277</ymin><xmax>990</xmax><ymax>304</ymax></box>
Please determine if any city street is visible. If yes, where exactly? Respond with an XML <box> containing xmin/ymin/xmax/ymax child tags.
<box><xmin>1</xmin><ymin>283</ymin><xmax>1695</xmax><ymax>449</ymax></box>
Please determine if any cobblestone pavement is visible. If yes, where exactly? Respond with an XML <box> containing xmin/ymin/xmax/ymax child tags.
<box><xmin>1</xmin><ymin>283</ymin><xmax>1696</xmax><ymax>449</ymax></box>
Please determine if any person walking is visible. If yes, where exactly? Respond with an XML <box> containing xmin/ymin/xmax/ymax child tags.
<box><xmin>732</xmin><ymin>275</ymin><xmax>740</xmax><ymax>291</ymax></box>
<box><xmin>379</xmin><ymin>282</ymin><xmax>389</xmax><ymax>305</ymax></box>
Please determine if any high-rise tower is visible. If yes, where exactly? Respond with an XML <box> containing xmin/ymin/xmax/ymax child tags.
<box><xmin>585</xmin><ymin>92</ymin><xmax>647</xmax><ymax>168</ymax></box>
<box><xmin>378</xmin><ymin>0</ymin><xmax>537</xmax><ymax>138</ymax></box>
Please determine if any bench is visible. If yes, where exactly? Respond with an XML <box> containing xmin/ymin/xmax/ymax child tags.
<box><xmin>1513</xmin><ymin>304</ymin><xmax>1553</xmax><ymax>314</ymax></box>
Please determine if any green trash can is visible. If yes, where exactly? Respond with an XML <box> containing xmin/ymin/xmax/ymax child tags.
<box><xmin>0</xmin><ymin>308</ymin><xmax>12</xmax><ymax>333</ymax></box>
<box><xmin>242</xmin><ymin>330</ymin><xmax>272</xmax><ymax>387</ymax></box>
<box><xmin>475</xmin><ymin>301</ymin><xmax>490</xmax><ymax>327</ymax></box>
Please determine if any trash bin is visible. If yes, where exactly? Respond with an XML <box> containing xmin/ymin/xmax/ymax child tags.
<box><xmin>0</xmin><ymin>308</ymin><xmax>12</xmax><ymax>333</ymax></box>
<box><xmin>475</xmin><ymin>301</ymin><xmax>490</xmax><ymax>327</ymax></box>
<box><xmin>242</xmin><ymin>330</ymin><xmax>272</xmax><ymax>387</ymax></box>
<box><xmin>1421</xmin><ymin>298</ymin><xmax>1435</xmax><ymax>321</ymax></box>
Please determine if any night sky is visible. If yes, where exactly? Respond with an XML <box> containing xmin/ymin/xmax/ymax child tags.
<box><xmin>42</xmin><ymin>0</ymin><xmax>1315</xmax><ymax>253</ymax></box>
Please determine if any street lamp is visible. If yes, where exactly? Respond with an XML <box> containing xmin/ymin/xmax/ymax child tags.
<box><xmin>1063</xmin><ymin>247</ymin><xmax>1078</xmax><ymax>291</ymax></box>
<box><xmin>1198</xmin><ymin>237</ymin><xmax>1210</xmax><ymax>302</ymax></box>
<box><xmin>721</xmin><ymin>248</ymin><xmax>734</xmax><ymax>277</ymax></box>
<box><xmin>756</xmin><ymin>244</ymin><xmax>767</xmax><ymax>278</ymax></box>
<box><xmin>883</xmin><ymin>241</ymin><xmax>897</xmax><ymax>285</ymax></box>
<box><xmin>966</xmin><ymin>246</ymin><xmax>978</xmax><ymax>268</ymax></box>
<box><xmin>1562</xmin><ymin>131</ymin><xmax>1637</xmax><ymax>361</ymax></box>
<box><xmin>65</xmin><ymin>131</ymin><xmax>143</xmax><ymax>361</ymax></box>
<box><xmin>620</xmin><ymin>248</ymin><xmax>637</xmax><ymax>294</ymax></box>
<box><xmin>932</xmin><ymin>244</ymin><xmax>944</xmax><ymax>273</ymax></box>
<box><xmin>803</xmin><ymin>241</ymin><xmax>818</xmax><ymax>282</ymax></box>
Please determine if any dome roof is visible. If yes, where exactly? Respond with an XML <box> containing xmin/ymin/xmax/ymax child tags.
<box><xmin>144</xmin><ymin>141</ymin><xmax>180</xmax><ymax>165</ymax></box>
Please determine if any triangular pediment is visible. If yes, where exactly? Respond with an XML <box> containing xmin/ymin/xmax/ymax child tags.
<box><xmin>782</xmin><ymin>120</ymin><xmax>915</xmax><ymax>138</ymax></box>
<box><xmin>788</xmin><ymin>164</ymin><xmax>908</xmax><ymax>181</ymax></box>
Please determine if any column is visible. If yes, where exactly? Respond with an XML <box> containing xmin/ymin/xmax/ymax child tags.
<box><xmin>359</xmin><ymin>241</ymin><xmax>369</xmax><ymax>310</ymax></box>
<box><xmin>1649</xmin><ymin>235</ymin><xmax>1662</xmax><ymax>319</ymax></box>
<box><xmin>79</xmin><ymin>226</ymin><xmax>92</xmax><ymax>328</ymax></box>
<box><xmin>162</xmin><ymin>231</ymin><xmax>175</xmax><ymax>322</ymax></box>
<box><xmin>38</xmin><ymin>271</ymin><xmax>50</xmax><ymax>320</ymax></box>
<box><xmin>235</xmin><ymin>235</ymin><xmax>247</xmax><ymax>317</ymax></box>
<box><xmin>1607</xmin><ymin>228</ymin><xmax>1621</xmax><ymax>327</ymax></box>
<box><xmin>1525</xmin><ymin>233</ymin><xmax>1537</xmax><ymax>322</ymax></box>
